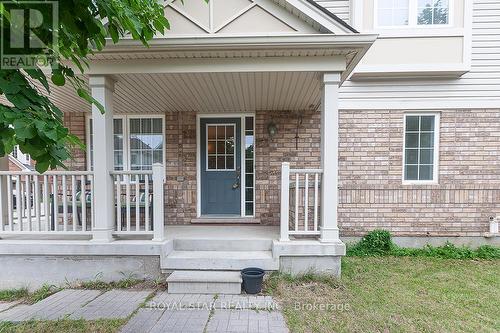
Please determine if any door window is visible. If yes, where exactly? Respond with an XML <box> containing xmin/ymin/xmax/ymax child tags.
<box><xmin>206</xmin><ymin>124</ymin><xmax>236</xmax><ymax>171</ymax></box>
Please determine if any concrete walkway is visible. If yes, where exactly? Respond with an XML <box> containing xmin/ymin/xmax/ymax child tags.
<box><xmin>0</xmin><ymin>290</ymin><xmax>289</xmax><ymax>333</ymax></box>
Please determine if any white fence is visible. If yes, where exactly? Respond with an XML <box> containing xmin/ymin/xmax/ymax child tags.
<box><xmin>280</xmin><ymin>162</ymin><xmax>323</xmax><ymax>241</ymax></box>
<box><xmin>110</xmin><ymin>164</ymin><xmax>164</xmax><ymax>238</ymax></box>
<box><xmin>0</xmin><ymin>171</ymin><xmax>94</xmax><ymax>234</ymax></box>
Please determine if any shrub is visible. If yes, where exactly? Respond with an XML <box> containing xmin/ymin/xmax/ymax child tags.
<box><xmin>347</xmin><ymin>229</ymin><xmax>394</xmax><ymax>256</ymax></box>
<box><xmin>476</xmin><ymin>245</ymin><xmax>500</xmax><ymax>259</ymax></box>
<box><xmin>347</xmin><ymin>230</ymin><xmax>500</xmax><ymax>260</ymax></box>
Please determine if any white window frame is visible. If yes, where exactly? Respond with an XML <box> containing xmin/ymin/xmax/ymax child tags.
<box><xmin>402</xmin><ymin>112</ymin><xmax>440</xmax><ymax>185</ymax></box>
<box><xmin>374</xmin><ymin>0</ymin><xmax>453</xmax><ymax>29</ymax></box>
<box><xmin>86</xmin><ymin>114</ymin><xmax>165</xmax><ymax>172</ymax></box>
<box><xmin>205</xmin><ymin>123</ymin><xmax>237</xmax><ymax>172</ymax></box>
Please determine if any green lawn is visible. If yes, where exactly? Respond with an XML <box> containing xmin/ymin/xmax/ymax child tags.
<box><xmin>0</xmin><ymin>319</ymin><xmax>125</xmax><ymax>333</ymax></box>
<box><xmin>265</xmin><ymin>257</ymin><xmax>500</xmax><ymax>333</ymax></box>
<box><xmin>1</xmin><ymin>257</ymin><xmax>498</xmax><ymax>332</ymax></box>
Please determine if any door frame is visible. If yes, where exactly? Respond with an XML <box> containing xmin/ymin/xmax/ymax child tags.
<box><xmin>196</xmin><ymin>113</ymin><xmax>255</xmax><ymax>218</ymax></box>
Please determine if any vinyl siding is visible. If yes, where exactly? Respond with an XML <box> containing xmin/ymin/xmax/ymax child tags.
<box><xmin>319</xmin><ymin>0</ymin><xmax>500</xmax><ymax>110</ymax></box>
<box><xmin>313</xmin><ymin>0</ymin><xmax>351</xmax><ymax>23</ymax></box>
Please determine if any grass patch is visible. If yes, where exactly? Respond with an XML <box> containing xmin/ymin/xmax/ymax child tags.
<box><xmin>72</xmin><ymin>272</ymin><xmax>151</xmax><ymax>291</ymax></box>
<box><xmin>26</xmin><ymin>285</ymin><xmax>60</xmax><ymax>305</ymax></box>
<box><xmin>0</xmin><ymin>318</ymin><xmax>126</xmax><ymax>333</ymax></box>
<box><xmin>0</xmin><ymin>288</ymin><xmax>29</xmax><ymax>302</ymax></box>
<box><xmin>0</xmin><ymin>285</ymin><xmax>58</xmax><ymax>305</ymax></box>
<box><xmin>265</xmin><ymin>256</ymin><xmax>500</xmax><ymax>333</ymax></box>
<box><xmin>265</xmin><ymin>272</ymin><xmax>341</xmax><ymax>295</ymax></box>
<box><xmin>347</xmin><ymin>229</ymin><xmax>500</xmax><ymax>259</ymax></box>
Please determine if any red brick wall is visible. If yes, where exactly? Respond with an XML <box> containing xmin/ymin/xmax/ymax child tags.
<box><xmin>255</xmin><ymin>110</ymin><xmax>321</xmax><ymax>225</ymax></box>
<box><xmin>338</xmin><ymin>109</ymin><xmax>500</xmax><ymax>237</ymax></box>
<box><xmin>63</xmin><ymin>112</ymin><xmax>87</xmax><ymax>171</ymax></box>
<box><xmin>164</xmin><ymin>111</ymin><xmax>197</xmax><ymax>224</ymax></box>
<box><xmin>63</xmin><ymin>109</ymin><xmax>500</xmax><ymax>236</ymax></box>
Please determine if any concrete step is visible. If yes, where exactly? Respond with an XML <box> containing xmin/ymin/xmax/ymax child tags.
<box><xmin>173</xmin><ymin>238</ymin><xmax>273</xmax><ymax>252</ymax></box>
<box><xmin>162</xmin><ymin>250</ymin><xmax>279</xmax><ymax>271</ymax></box>
<box><xmin>166</xmin><ymin>270</ymin><xmax>242</xmax><ymax>294</ymax></box>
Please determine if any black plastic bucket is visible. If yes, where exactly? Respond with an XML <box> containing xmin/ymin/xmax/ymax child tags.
<box><xmin>241</xmin><ymin>267</ymin><xmax>265</xmax><ymax>294</ymax></box>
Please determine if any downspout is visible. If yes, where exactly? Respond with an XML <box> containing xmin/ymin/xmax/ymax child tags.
<box><xmin>488</xmin><ymin>216</ymin><xmax>499</xmax><ymax>236</ymax></box>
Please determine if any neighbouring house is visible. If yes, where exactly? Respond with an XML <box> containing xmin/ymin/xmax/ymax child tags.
<box><xmin>0</xmin><ymin>0</ymin><xmax>499</xmax><ymax>292</ymax></box>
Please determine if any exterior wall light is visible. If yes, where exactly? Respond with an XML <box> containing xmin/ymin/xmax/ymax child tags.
<box><xmin>267</xmin><ymin>122</ymin><xmax>278</xmax><ymax>138</ymax></box>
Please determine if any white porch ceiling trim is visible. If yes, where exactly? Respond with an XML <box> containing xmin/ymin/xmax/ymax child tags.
<box><xmin>87</xmin><ymin>56</ymin><xmax>346</xmax><ymax>75</ymax></box>
<box><xmin>95</xmin><ymin>34</ymin><xmax>376</xmax><ymax>52</ymax></box>
<box><xmin>87</xmin><ymin>34</ymin><xmax>377</xmax><ymax>81</ymax></box>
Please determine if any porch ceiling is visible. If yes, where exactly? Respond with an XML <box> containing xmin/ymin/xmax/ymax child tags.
<box><xmin>43</xmin><ymin>34</ymin><xmax>378</xmax><ymax>114</ymax></box>
<box><xmin>48</xmin><ymin>71</ymin><xmax>324</xmax><ymax>113</ymax></box>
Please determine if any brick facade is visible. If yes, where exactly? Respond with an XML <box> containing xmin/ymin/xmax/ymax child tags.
<box><xmin>63</xmin><ymin>112</ymin><xmax>87</xmax><ymax>171</ymax></box>
<box><xmin>338</xmin><ymin>109</ymin><xmax>500</xmax><ymax>237</ymax></box>
<box><xmin>64</xmin><ymin>108</ymin><xmax>500</xmax><ymax>237</ymax></box>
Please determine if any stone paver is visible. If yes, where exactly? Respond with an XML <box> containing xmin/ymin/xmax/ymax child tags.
<box><xmin>0</xmin><ymin>300</ymin><xmax>21</xmax><ymax>313</ymax></box>
<box><xmin>0</xmin><ymin>289</ymin><xmax>101</xmax><ymax>322</ymax></box>
<box><xmin>213</xmin><ymin>295</ymin><xmax>279</xmax><ymax>310</ymax></box>
<box><xmin>205</xmin><ymin>309</ymin><xmax>289</xmax><ymax>333</ymax></box>
<box><xmin>70</xmin><ymin>290</ymin><xmax>152</xmax><ymax>320</ymax></box>
<box><xmin>150</xmin><ymin>308</ymin><xmax>210</xmax><ymax>333</ymax></box>
<box><xmin>120</xmin><ymin>309</ymin><xmax>165</xmax><ymax>333</ymax></box>
<box><xmin>147</xmin><ymin>292</ymin><xmax>214</xmax><ymax>309</ymax></box>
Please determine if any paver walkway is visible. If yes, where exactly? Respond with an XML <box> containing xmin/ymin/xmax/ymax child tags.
<box><xmin>0</xmin><ymin>289</ymin><xmax>150</xmax><ymax>322</ymax></box>
<box><xmin>123</xmin><ymin>292</ymin><xmax>288</xmax><ymax>333</ymax></box>
<box><xmin>0</xmin><ymin>290</ymin><xmax>289</xmax><ymax>333</ymax></box>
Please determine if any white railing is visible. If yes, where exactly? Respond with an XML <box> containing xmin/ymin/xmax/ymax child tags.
<box><xmin>110</xmin><ymin>164</ymin><xmax>164</xmax><ymax>239</ymax></box>
<box><xmin>280</xmin><ymin>162</ymin><xmax>322</xmax><ymax>241</ymax></box>
<box><xmin>0</xmin><ymin>171</ymin><xmax>94</xmax><ymax>234</ymax></box>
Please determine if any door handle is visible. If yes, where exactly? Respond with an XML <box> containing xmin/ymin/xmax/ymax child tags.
<box><xmin>233</xmin><ymin>167</ymin><xmax>241</xmax><ymax>189</ymax></box>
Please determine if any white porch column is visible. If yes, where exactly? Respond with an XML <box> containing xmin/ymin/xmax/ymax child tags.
<box><xmin>320</xmin><ymin>73</ymin><xmax>341</xmax><ymax>243</ymax></box>
<box><xmin>0</xmin><ymin>156</ymin><xmax>8</xmax><ymax>231</ymax></box>
<box><xmin>89</xmin><ymin>76</ymin><xmax>115</xmax><ymax>242</ymax></box>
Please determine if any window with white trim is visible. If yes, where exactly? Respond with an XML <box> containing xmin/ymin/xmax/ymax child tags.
<box><xmin>403</xmin><ymin>114</ymin><xmax>439</xmax><ymax>183</ymax></box>
<box><xmin>377</xmin><ymin>0</ymin><xmax>450</xmax><ymax>27</ymax></box>
<box><xmin>378</xmin><ymin>0</ymin><xmax>409</xmax><ymax>26</ymax></box>
<box><xmin>129</xmin><ymin>118</ymin><xmax>163</xmax><ymax>171</ymax></box>
<box><xmin>88</xmin><ymin>116</ymin><xmax>164</xmax><ymax>171</ymax></box>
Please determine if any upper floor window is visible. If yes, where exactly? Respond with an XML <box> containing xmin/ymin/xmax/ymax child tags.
<box><xmin>377</xmin><ymin>0</ymin><xmax>450</xmax><ymax>27</ymax></box>
<box><xmin>378</xmin><ymin>0</ymin><xmax>409</xmax><ymax>26</ymax></box>
<box><xmin>417</xmin><ymin>0</ymin><xmax>449</xmax><ymax>25</ymax></box>
<box><xmin>403</xmin><ymin>113</ymin><xmax>440</xmax><ymax>184</ymax></box>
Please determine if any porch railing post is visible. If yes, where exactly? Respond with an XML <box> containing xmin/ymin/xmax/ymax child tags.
<box><xmin>280</xmin><ymin>162</ymin><xmax>290</xmax><ymax>241</ymax></box>
<box><xmin>320</xmin><ymin>73</ymin><xmax>341</xmax><ymax>243</ymax></box>
<box><xmin>89</xmin><ymin>76</ymin><xmax>115</xmax><ymax>242</ymax></box>
<box><xmin>152</xmin><ymin>163</ymin><xmax>165</xmax><ymax>242</ymax></box>
<box><xmin>0</xmin><ymin>157</ymin><xmax>8</xmax><ymax>232</ymax></box>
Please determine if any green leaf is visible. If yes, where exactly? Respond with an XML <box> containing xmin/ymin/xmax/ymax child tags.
<box><xmin>35</xmin><ymin>160</ymin><xmax>50</xmax><ymax>173</ymax></box>
<box><xmin>51</xmin><ymin>73</ymin><xmax>66</xmax><ymax>86</ymax></box>
<box><xmin>108</xmin><ymin>24</ymin><xmax>119</xmax><ymax>43</ymax></box>
<box><xmin>77</xmin><ymin>88</ymin><xmax>105</xmax><ymax>114</ymax></box>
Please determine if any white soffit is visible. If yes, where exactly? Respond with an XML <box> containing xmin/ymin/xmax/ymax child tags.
<box><xmin>45</xmin><ymin>72</ymin><xmax>326</xmax><ymax>114</ymax></box>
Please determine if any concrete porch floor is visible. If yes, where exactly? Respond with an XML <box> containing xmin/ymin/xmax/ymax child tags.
<box><xmin>0</xmin><ymin>224</ymin><xmax>280</xmax><ymax>241</ymax></box>
<box><xmin>164</xmin><ymin>225</ymin><xmax>279</xmax><ymax>241</ymax></box>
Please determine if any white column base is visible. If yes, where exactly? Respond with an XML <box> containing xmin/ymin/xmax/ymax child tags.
<box><xmin>320</xmin><ymin>226</ymin><xmax>340</xmax><ymax>243</ymax></box>
<box><xmin>91</xmin><ymin>229</ymin><xmax>114</xmax><ymax>242</ymax></box>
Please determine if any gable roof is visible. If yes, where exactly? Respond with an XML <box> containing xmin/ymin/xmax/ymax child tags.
<box><xmin>160</xmin><ymin>0</ymin><xmax>358</xmax><ymax>36</ymax></box>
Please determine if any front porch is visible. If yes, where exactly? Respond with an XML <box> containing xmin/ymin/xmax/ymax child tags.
<box><xmin>0</xmin><ymin>33</ymin><xmax>376</xmax><ymax>287</ymax></box>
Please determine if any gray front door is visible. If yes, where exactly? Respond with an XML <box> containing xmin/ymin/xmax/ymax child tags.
<box><xmin>201</xmin><ymin>118</ymin><xmax>241</xmax><ymax>215</ymax></box>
